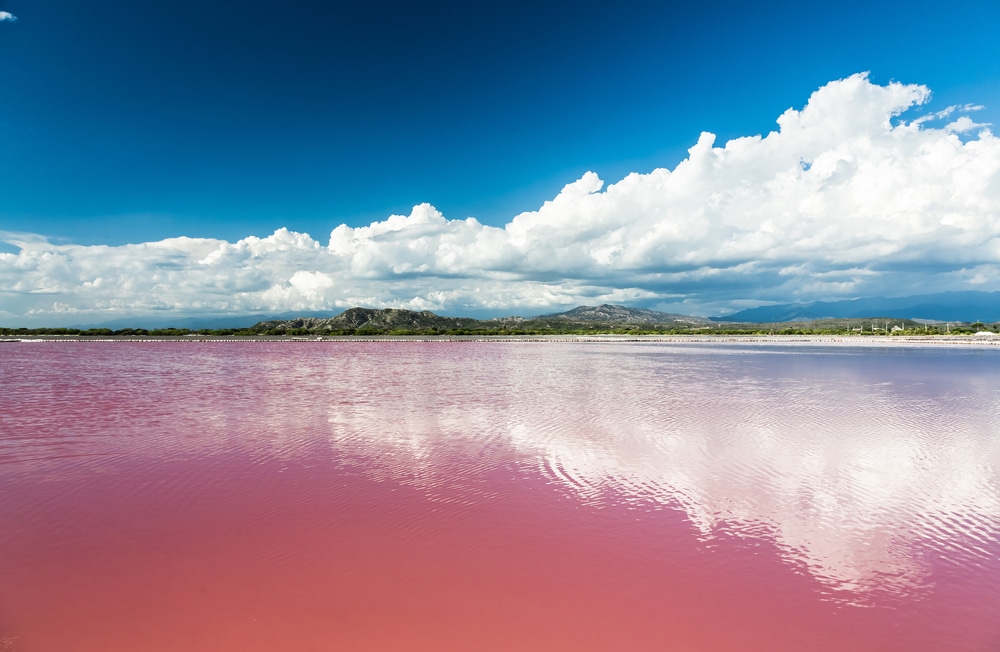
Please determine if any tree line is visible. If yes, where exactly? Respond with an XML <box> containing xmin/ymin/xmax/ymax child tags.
<box><xmin>2</xmin><ymin>321</ymin><xmax>997</xmax><ymax>337</ymax></box>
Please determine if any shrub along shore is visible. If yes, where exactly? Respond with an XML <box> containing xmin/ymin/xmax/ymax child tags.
<box><xmin>2</xmin><ymin>320</ymin><xmax>997</xmax><ymax>339</ymax></box>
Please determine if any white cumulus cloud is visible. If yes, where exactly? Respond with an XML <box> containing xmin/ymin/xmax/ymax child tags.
<box><xmin>2</xmin><ymin>72</ymin><xmax>999</xmax><ymax>324</ymax></box>
<box><xmin>0</xmin><ymin>11</ymin><xmax>16</xmax><ymax>22</ymax></box>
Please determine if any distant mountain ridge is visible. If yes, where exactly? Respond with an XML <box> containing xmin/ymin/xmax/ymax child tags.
<box><xmin>715</xmin><ymin>291</ymin><xmax>1000</xmax><ymax>323</ymax></box>
<box><xmin>254</xmin><ymin>304</ymin><xmax>711</xmax><ymax>333</ymax></box>
<box><xmin>67</xmin><ymin>292</ymin><xmax>999</xmax><ymax>331</ymax></box>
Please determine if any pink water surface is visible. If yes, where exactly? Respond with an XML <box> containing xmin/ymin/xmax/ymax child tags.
<box><xmin>1</xmin><ymin>341</ymin><xmax>999</xmax><ymax>651</ymax></box>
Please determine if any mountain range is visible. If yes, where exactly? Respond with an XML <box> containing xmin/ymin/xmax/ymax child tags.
<box><xmin>68</xmin><ymin>291</ymin><xmax>999</xmax><ymax>330</ymax></box>
<box><xmin>252</xmin><ymin>305</ymin><xmax>712</xmax><ymax>334</ymax></box>
<box><xmin>713</xmin><ymin>291</ymin><xmax>1000</xmax><ymax>323</ymax></box>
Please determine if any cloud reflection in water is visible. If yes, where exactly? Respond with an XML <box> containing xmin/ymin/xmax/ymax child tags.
<box><xmin>323</xmin><ymin>343</ymin><xmax>1000</xmax><ymax>602</ymax></box>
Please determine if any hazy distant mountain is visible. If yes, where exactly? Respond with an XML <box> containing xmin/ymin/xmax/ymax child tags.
<box><xmin>714</xmin><ymin>292</ymin><xmax>1000</xmax><ymax>323</ymax></box>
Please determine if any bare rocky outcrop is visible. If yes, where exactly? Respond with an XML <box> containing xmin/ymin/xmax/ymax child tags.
<box><xmin>539</xmin><ymin>304</ymin><xmax>711</xmax><ymax>325</ymax></box>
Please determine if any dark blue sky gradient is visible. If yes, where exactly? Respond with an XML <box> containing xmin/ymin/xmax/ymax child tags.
<box><xmin>2</xmin><ymin>0</ymin><xmax>999</xmax><ymax>245</ymax></box>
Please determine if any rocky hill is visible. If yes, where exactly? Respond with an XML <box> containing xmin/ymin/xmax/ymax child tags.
<box><xmin>540</xmin><ymin>304</ymin><xmax>711</xmax><ymax>325</ymax></box>
<box><xmin>253</xmin><ymin>307</ymin><xmax>479</xmax><ymax>333</ymax></box>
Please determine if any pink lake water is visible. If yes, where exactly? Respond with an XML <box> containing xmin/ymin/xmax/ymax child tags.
<box><xmin>1</xmin><ymin>341</ymin><xmax>999</xmax><ymax>651</ymax></box>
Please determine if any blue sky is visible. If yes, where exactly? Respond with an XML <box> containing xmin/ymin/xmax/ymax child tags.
<box><xmin>2</xmin><ymin>0</ymin><xmax>1000</xmax><ymax>324</ymax></box>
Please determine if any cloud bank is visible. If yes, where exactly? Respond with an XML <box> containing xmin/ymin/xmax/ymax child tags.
<box><xmin>2</xmin><ymin>73</ymin><xmax>999</xmax><ymax>324</ymax></box>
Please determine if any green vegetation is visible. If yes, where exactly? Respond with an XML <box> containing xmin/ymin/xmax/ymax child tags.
<box><xmin>2</xmin><ymin>316</ymin><xmax>996</xmax><ymax>338</ymax></box>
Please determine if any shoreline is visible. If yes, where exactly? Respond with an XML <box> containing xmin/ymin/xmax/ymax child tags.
<box><xmin>4</xmin><ymin>334</ymin><xmax>1000</xmax><ymax>347</ymax></box>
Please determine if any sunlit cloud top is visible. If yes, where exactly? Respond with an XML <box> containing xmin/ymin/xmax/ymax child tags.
<box><xmin>2</xmin><ymin>74</ymin><xmax>999</xmax><ymax>325</ymax></box>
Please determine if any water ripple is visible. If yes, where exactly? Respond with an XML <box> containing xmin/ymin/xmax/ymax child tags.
<box><xmin>3</xmin><ymin>341</ymin><xmax>1000</xmax><ymax>624</ymax></box>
